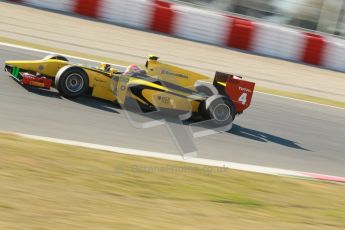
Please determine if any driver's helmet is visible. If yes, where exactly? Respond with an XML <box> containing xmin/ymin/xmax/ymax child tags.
<box><xmin>124</xmin><ymin>64</ymin><xmax>144</xmax><ymax>75</ymax></box>
<box><xmin>100</xmin><ymin>63</ymin><xmax>111</xmax><ymax>72</ymax></box>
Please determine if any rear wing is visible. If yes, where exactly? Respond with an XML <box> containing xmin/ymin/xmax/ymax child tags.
<box><xmin>213</xmin><ymin>72</ymin><xmax>255</xmax><ymax>113</ymax></box>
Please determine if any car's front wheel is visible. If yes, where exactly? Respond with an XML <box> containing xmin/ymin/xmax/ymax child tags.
<box><xmin>55</xmin><ymin>66</ymin><xmax>89</xmax><ymax>98</ymax></box>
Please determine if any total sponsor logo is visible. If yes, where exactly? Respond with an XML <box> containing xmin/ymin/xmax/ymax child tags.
<box><xmin>239</xmin><ymin>86</ymin><xmax>252</xmax><ymax>93</ymax></box>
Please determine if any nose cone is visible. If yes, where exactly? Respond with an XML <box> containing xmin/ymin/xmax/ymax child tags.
<box><xmin>5</xmin><ymin>60</ymin><xmax>31</xmax><ymax>66</ymax></box>
<box><xmin>4</xmin><ymin>60</ymin><xmax>43</xmax><ymax>71</ymax></box>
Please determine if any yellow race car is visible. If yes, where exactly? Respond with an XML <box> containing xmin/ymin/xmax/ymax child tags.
<box><xmin>4</xmin><ymin>55</ymin><xmax>255</xmax><ymax>128</ymax></box>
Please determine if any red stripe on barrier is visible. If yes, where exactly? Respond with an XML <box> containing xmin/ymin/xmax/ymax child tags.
<box><xmin>74</xmin><ymin>0</ymin><xmax>102</xmax><ymax>18</ymax></box>
<box><xmin>301</xmin><ymin>32</ymin><xmax>326</xmax><ymax>65</ymax></box>
<box><xmin>227</xmin><ymin>17</ymin><xmax>255</xmax><ymax>50</ymax></box>
<box><xmin>150</xmin><ymin>0</ymin><xmax>175</xmax><ymax>34</ymax></box>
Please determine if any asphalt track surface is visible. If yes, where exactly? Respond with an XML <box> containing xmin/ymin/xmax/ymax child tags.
<box><xmin>1</xmin><ymin>44</ymin><xmax>345</xmax><ymax>177</ymax></box>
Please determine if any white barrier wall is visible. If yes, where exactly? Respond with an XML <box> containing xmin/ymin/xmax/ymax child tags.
<box><xmin>323</xmin><ymin>37</ymin><xmax>345</xmax><ymax>72</ymax></box>
<box><xmin>22</xmin><ymin>0</ymin><xmax>75</xmax><ymax>12</ymax></box>
<box><xmin>99</xmin><ymin>0</ymin><xmax>151</xmax><ymax>29</ymax></box>
<box><xmin>253</xmin><ymin>23</ymin><xmax>305</xmax><ymax>61</ymax></box>
<box><xmin>173</xmin><ymin>5</ymin><xmax>230</xmax><ymax>46</ymax></box>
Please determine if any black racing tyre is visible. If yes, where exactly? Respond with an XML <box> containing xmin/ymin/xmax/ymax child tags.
<box><xmin>200</xmin><ymin>95</ymin><xmax>236</xmax><ymax>129</ymax></box>
<box><xmin>55</xmin><ymin>66</ymin><xmax>89</xmax><ymax>99</ymax></box>
<box><xmin>43</xmin><ymin>54</ymin><xmax>69</xmax><ymax>62</ymax></box>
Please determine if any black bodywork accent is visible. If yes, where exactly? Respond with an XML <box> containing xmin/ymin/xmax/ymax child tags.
<box><xmin>213</xmin><ymin>71</ymin><xmax>230</xmax><ymax>96</ymax></box>
<box><xmin>130</xmin><ymin>72</ymin><xmax>199</xmax><ymax>96</ymax></box>
<box><xmin>81</xmin><ymin>66</ymin><xmax>115</xmax><ymax>78</ymax></box>
<box><xmin>128</xmin><ymin>84</ymin><xmax>165</xmax><ymax>106</ymax></box>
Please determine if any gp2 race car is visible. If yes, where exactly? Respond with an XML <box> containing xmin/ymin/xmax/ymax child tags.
<box><xmin>4</xmin><ymin>55</ymin><xmax>255</xmax><ymax>129</ymax></box>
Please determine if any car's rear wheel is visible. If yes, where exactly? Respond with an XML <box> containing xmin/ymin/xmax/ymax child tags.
<box><xmin>200</xmin><ymin>95</ymin><xmax>236</xmax><ymax>130</ymax></box>
<box><xmin>55</xmin><ymin>66</ymin><xmax>89</xmax><ymax>98</ymax></box>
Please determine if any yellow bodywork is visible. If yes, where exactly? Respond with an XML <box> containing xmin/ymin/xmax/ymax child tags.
<box><xmin>5</xmin><ymin>57</ymin><xmax>210</xmax><ymax>112</ymax></box>
<box><xmin>146</xmin><ymin>58</ymin><xmax>209</xmax><ymax>88</ymax></box>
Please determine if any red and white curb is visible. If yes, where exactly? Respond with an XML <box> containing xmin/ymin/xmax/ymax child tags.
<box><xmin>8</xmin><ymin>132</ymin><xmax>345</xmax><ymax>184</ymax></box>
<box><xmin>7</xmin><ymin>0</ymin><xmax>345</xmax><ymax>72</ymax></box>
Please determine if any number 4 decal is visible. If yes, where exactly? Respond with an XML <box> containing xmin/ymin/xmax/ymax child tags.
<box><xmin>239</xmin><ymin>93</ymin><xmax>247</xmax><ymax>105</ymax></box>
